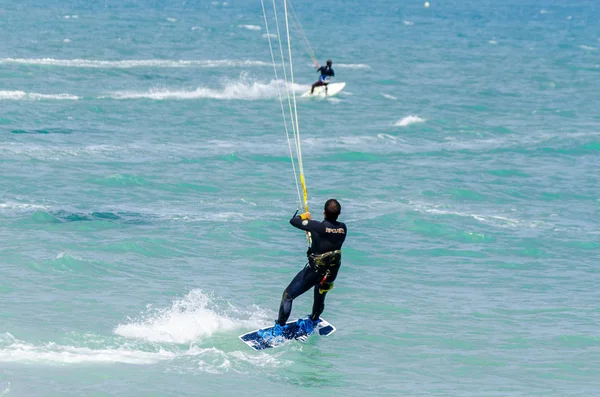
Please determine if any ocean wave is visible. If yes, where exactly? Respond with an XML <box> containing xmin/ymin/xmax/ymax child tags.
<box><xmin>0</xmin><ymin>202</ymin><xmax>48</xmax><ymax>211</ymax></box>
<box><xmin>303</xmin><ymin>135</ymin><xmax>380</xmax><ymax>147</ymax></box>
<box><xmin>0</xmin><ymin>143</ymin><xmax>122</xmax><ymax>160</ymax></box>
<box><xmin>238</xmin><ymin>24</ymin><xmax>261</xmax><ymax>31</ymax></box>
<box><xmin>395</xmin><ymin>115</ymin><xmax>425</xmax><ymax>127</ymax></box>
<box><xmin>0</xmin><ymin>58</ymin><xmax>271</xmax><ymax>68</ymax></box>
<box><xmin>32</xmin><ymin>251</ymin><xmax>114</xmax><ymax>274</ymax></box>
<box><xmin>11</xmin><ymin>128</ymin><xmax>73</xmax><ymax>134</ymax></box>
<box><xmin>410</xmin><ymin>201</ymin><xmax>544</xmax><ymax>229</ymax></box>
<box><xmin>0</xmin><ymin>90</ymin><xmax>79</xmax><ymax>100</ymax></box>
<box><xmin>105</xmin><ymin>79</ymin><xmax>307</xmax><ymax>101</ymax></box>
<box><xmin>381</xmin><ymin>93</ymin><xmax>397</xmax><ymax>100</ymax></box>
<box><xmin>90</xmin><ymin>173</ymin><xmax>149</xmax><ymax>187</ymax></box>
<box><xmin>335</xmin><ymin>63</ymin><xmax>371</xmax><ymax>69</ymax></box>
<box><xmin>377</xmin><ymin>133</ymin><xmax>398</xmax><ymax>141</ymax></box>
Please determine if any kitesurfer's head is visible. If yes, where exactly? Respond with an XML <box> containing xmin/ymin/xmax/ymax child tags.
<box><xmin>326</xmin><ymin>59</ymin><xmax>333</xmax><ymax>67</ymax></box>
<box><xmin>324</xmin><ymin>198</ymin><xmax>341</xmax><ymax>221</ymax></box>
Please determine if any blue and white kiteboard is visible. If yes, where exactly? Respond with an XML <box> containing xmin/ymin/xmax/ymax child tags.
<box><xmin>239</xmin><ymin>318</ymin><xmax>336</xmax><ymax>351</ymax></box>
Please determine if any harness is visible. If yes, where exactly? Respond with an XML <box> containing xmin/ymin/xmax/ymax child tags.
<box><xmin>308</xmin><ymin>250</ymin><xmax>341</xmax><ymax>294</ymax></box>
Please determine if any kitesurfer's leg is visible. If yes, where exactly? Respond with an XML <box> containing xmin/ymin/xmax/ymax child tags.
<box><xmin>310</xmin><ymin>80</ymin><xmax>324</xmax><ymax>94</ymax></box>
<box><xmin>309</xmin><ymin>266</ymin><xmax>339</xmax><ymax>321</ymax></box>
<box><xmin>277</xmin><ymin>266</ymin><xmax>320</xmax><ymax>326</ymax></box>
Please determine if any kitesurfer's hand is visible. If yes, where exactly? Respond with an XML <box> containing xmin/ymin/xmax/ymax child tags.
<box><xmin>300</xmin><ymin>212</ymin><xmax>312</xmax><ymax>220</ymax></box>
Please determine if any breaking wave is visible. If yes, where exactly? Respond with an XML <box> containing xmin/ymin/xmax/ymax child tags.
<box><xmin>395</xmin><ymin>115</ymin><xmax>426</xmax><ymax>127</ymax></box>
<box><xmin>0</xmin><ymin>90</ymin><xmax>79</xmax><ymax>100</ymax></box>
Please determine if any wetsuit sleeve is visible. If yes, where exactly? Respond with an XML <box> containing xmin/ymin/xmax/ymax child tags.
<box><xmin>289</xmin><ymin>216</ymin><xmax>325</xmax><ymax>234</ymax></box>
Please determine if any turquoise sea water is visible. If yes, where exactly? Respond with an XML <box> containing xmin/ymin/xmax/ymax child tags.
<box><xmin>1</xmin><ymin>0</ymin><xmax>599</xmax><ymax>395</ymax></box>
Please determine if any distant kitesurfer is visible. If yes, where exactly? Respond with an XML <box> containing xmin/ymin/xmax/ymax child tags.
<box><xmin>260</xmin><ymin>199</ymin><xmax>347</xmax><ymax>337</ymax></box>
<box><xmin>310</xmin><ymin>59</ymin><xmax>335</xmax><ymax>94</ymax></box>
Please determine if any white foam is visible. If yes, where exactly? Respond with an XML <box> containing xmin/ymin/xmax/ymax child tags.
<box><xmin>425</xmin><ymin>208</ymin><xmax>522</xmax><ymax>227</ymax></box>
<box><xmin>303</xmin><ymin>135</ymin><xmax>380</xmax><ymax>148</ymax></box>
<box><xmin>229</xmin><ymin>350</ymin><xmax>291</xmax><ymax>369</ymax></box>
<box><xmin>0</xmin><ymin>202</ymin><xmax>48</xmax><ymax>211</ymax></box>
<box><xmin>579</xmin><ymin>45</ymin><xmax>597</xmax><ymax>51</ymax></box>
<box><xmin>403</xmin><ymin>20</ymin><xmax>414</xmax><ymax>26</ymax></box>
<box><xmin>377</xmin><ymin>133</ymin><xmax>398</xmax><ymax>141</ymax></box>
<box><xmin>410</xmin><ymin>201</ymin><xmax>544</xmax><ymax>229</ymax></box>
<box><xmin>335</xmin><ymin>63</ymin><xmax>371</xmax><ymax>69</ymax></box>
<box><xmin>166</xmin><ymin>17</ymin><xmax>177</xmax><ymax>22</ymax></box>
<box><xmin>191</xmin><ymin>26</ymin><xmax>203</xmax><ymax>31</ymax></box>
<box><xmin>0</xmin><ymin>332</ymin><xmax>287</xmax><ymax>371</ymax></box>
<box><xmin>0</xmin><ymin>58</ymin><xmax>271</xmax><ymax>68</ymax></box>
<box><xmin>381</xmin><ymin>93</ymin><xmax>397</xmax><ymax>100</ymax></box>
<box><xmin>238</xmin><ymin>24</ymin><xmax>261</xmax><ymax>31</ymax></box>
<box><xmin>0</xmin><ymin>90</ymin><xmax>79</xmax><ymax>100</ymax></box>
<box><xmin>395</xmin><ymin>115</ymin><xmax>425</xmax><ymax>127</ymax></box>
<box><xmin>540</xmin><ymin>9</ymin><xmax>549</xmax><ymax>14</ymax></box>
<box><xmin>165</xmin><ymin>211</ymin><xmax>249</xmax><ymax>222</ymax></box>
<box><xmin>185</xmin><ymin>347</ymin><xmax>289</xmax><ymax>374</ymax></box>
<box><xmin>106</xmin><ymin>78</ymin><xmax>307</xmax><ymax>101</ymax></box>
<box><xmin>0</xmin><ymin>333</ymin><xmax>278</xmax><ymax>370</ymax></box>
<box><xmin>0</xmin><ymin>333</ymin><xmax>175</xmax><ymax>365</ymax></box>
<box><xmin>262</xmin><ymin>33</ymin><xmax>277</xmax><ymax>39</ymax></box>
<box><xmin>114</xmin><ymin>290</ymin><xmax>261</xmax><ymax>343</ymax></box>
<box><xmin>63</xmin><ymin>39</ymin><xmax>71</xmax><ymax>43</ymax></box>
<box><xmin>0</xmin><ymin>381</ymin><xmax>10</xmax><ymax>396</ymax></box>
<box><xmin>489</xmin><ymin>40</ymin><xmax>498</xmax><ymax>45</ymax></box>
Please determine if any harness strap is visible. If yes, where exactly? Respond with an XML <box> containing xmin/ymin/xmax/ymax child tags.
<box><xmin>309</xmin><ymin>250</ymin><xmax>341</xmax><ymax>268</ymax></box>
<box><xmin>319</xmin><ymin>269</ymin><xmax>330</xmax><ymax>285</ymax></box>
<box><xmin>307</xmin><ymin>250</ymin><xmax>341</xmax><ymax>292</ymax></box>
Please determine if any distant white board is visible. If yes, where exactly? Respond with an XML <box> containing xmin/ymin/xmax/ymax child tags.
<box><xmin>301</xmin><ymin>82</ymin><xmax>346</xmax><ymax>98</ymax></box>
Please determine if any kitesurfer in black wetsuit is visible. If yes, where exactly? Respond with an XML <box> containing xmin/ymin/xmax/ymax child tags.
<box><xmin>310</xmin><ymin>59</ymin><xmax>335</xmax><ymax>94</ymax></box>
<box><xmin>260</xmin><ymin>199</ymin><xmax>347</xmax><ymax>337</ymax></box>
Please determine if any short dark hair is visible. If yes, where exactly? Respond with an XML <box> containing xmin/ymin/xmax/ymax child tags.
<box><xmin>324</xmin><ymin>198</ymin><xmax>341</xmax><ymax>221</ymax></box>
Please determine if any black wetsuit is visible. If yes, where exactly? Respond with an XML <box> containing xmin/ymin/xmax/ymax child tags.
<box><xmin>277</xmin><ymin>214</ymin><xmax>347</xmax><ymax>325</ymax></box>
<box><xmin>311</xmin><ymin>66</ymin><xmax>335</xmax><ymax>93</ymax></box>
<box><xmin>317</xmin><ymin>66</ymin><xmax>335</xmax><ymax>79</ymax></box>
